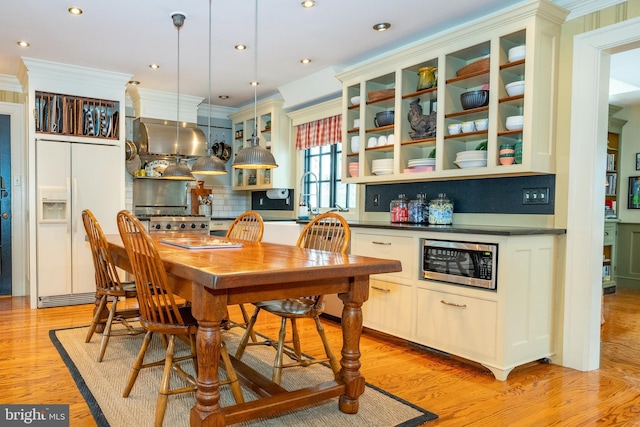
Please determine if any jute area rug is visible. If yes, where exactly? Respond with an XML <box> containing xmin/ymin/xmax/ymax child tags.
<box><xmin>51</xmin><ymin>325</ymin><xmax>437</xmax><ymax>427</ymax></box>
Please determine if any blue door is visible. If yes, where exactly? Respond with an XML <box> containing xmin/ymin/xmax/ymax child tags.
<box><xmin>0</xmin><ymin>114</ymin><xmax>12</xmax><ymax>295</ymax></box>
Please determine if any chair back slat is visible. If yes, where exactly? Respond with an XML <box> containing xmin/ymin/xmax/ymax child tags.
<box><xmin>226</xmin><ymin>211</ymin><xmax>264</xmax><ymax>242</ymax></box>
<box><xmin>117</xmin><ymin>211</ymin><xmax>186</xmax><ymax>327</ymax></box>
<box><xmin>296</xmin><ymin>213</ymin><xmax>350</xmax><ymax>254</ymax></box>
<box><xmin>296</xmin><ymin>213</ymin><xmax>350</xmax><ymax>309</ymax></box>
<box><xmin>82</xmin><ymin>209</ymin><xmax>125</xmax><ymax>293</ymax></box>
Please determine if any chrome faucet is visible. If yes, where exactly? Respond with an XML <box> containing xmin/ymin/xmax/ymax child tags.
<box><xmin>299</xmin><ymin>171</ymin><xmax>320</xmax><ymax>216</ymax></box>
<box><xmin>327</xmin><ymin>203</ymin><xmax>349</xmax><ymax>213</ymax></box>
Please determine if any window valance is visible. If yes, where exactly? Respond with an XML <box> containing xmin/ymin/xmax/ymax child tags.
<box><xmin>295</xmin><ymin>114</ymin><xmax>342</xmax><ymax>150</ymax></box>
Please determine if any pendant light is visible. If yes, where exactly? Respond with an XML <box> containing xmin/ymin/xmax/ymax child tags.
<box><xmin>163</xmin><ymin>12</ymin><xmax>195</xmax><ymax>181</ymax></box>
<box><xmin>232</xmin><ymin>0</ymin><xmax>278</xmax><ymax>170</ymax></box>
<box><xmin>192</xmin><ymin>0</ymin><xmax>227</xmax><ymax>176</ymax></box>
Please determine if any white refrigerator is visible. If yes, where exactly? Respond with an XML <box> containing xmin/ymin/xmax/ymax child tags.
<box><xmin>36</xmin><ymin>139</ymin><xmax>122</xmax><ymax>307</ymax></box>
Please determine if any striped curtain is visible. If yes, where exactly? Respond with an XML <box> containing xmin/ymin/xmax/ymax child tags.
<box><xmin>295</xmin><ymin>114</ymin><xmax>342</xmax><ymax>150</ymax></box>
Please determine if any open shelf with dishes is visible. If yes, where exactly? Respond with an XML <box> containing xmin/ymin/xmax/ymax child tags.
<box><xmin>338</xmin><ymin>2</ymin><xmax>564</xmax><ymax>183</ymax></box>
<box><xmin>229</xmin><ymin>98</ymin><xmax>293</xmax><ymax>190</ymax></box>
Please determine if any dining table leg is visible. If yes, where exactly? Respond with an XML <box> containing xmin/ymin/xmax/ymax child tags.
<box><xmin>189</xmin><ymin>286</ymin><xmax>227</xmax><ymax>427</ymax></box>
<box><xmin>337</xmin><ymin>275</ymin><xmax>369</xmax><ymax>414</ymax></box>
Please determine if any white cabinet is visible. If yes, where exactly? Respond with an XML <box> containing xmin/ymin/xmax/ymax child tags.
<box><xmin>416</xmin><ymin>288</ymin><xmax>498</xmax><ymax>360</ymax></box>
<box><xmin>364</xmin><ymin>278</ymin><xmax>413</xmax><ymax>340</ymax></box>
<box><xmin>415</xmin><ymin>233</ymin><xmax>557</xmax><ymax>380</ymax></box>
<box><xmin>343</xmin><ymin>225</ymin><xmax>558</xmax><ymax>381</ymax></box>
<box><xmin>350</xmin><ymin>229</ymin><xmax>415</xmax><ymax>338</ymax></box>
<box><xmin>339</xmin><ymin>1</ymin><xmax>566</xmax><ymax>183</ymax></box>
<box><xmin>229</xmin><ymin>99</ymin><xmax>294</xmax><ymax>190</ymax></box>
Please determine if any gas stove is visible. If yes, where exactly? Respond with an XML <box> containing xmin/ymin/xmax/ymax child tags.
<box><xmin>147</xmin><ymin>215</ymin><xmax>210</xmax><ymax>234</ymax></box>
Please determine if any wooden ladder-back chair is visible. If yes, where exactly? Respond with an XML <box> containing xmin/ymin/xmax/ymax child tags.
<box><xmin>82</xmin><ymin>209</ymin><xmax>142</xmax><ymax>362</ymax></box>
<box><xmin>116</xmin><ymin>210</ymin><xmax>244</xmax><ymax>427</ymax></box>
<box><xmin>225</xmin><ymin>211</ymin><xmax>264</xmax><ymax>340</ymax></box>
<box><xmin>235</xmin><ymin>212</ymin><xmax>350</xmax><ymax>384</ymax></box>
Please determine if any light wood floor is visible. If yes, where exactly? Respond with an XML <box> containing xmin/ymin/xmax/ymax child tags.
<box><xmin>1</xmin><ymin>290</ymin><xmax>639</xmax><ymax>426</ymax></box>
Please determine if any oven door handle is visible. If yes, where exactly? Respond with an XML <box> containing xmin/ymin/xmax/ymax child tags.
<box><xmin>440</xmin><ymin>300</ymin><xmax>467</xmax><ymax>308</ymax></box>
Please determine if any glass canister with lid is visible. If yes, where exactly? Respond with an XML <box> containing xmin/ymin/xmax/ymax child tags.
<box><xmin>408</xmin><ymin>193</ymin><xmax>429</xmax><ymax>224</ymax></box>
<box><xmin>428</xmin><ymin>193</ymin><xmax>453</xmax><ymax>225</ymax></box>
<box><xmin>390</xmin><ymin>194</ymin><xmax>409</xmax><ymax>223</ymax></box>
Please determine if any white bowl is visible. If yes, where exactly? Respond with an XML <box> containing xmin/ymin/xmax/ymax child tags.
<box><xmin>505</xmin><ymin>115</ymin><xmax>524</xmax><ymax>131</ymax></box>
<box><xmin>454</xmin><ymin>159</ymin><xmax>487</xmax><ymax>168</ymax></box>
<box><xmin>350</xmin><ymin>96</ymin><xmax>361</xmax><ymax>106</ymax></box>
<box><xmin>508</xmin><ymin>45</ymin><xmax>526</xmax><ymax>62</ymax></box>
<box><xmin>505</xmin><ymin>80</ymin><xmax>525</xmax><ymax>97</ymax></box>
<box><xmin>456</xmin><ymin>150</ymin><xmax>488</xmax><ymax>160</ymax></box>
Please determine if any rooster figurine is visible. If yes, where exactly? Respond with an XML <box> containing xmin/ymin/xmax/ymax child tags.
<box><xmin>407</xmin><ymin>98</ymin><xmax>437</xmax><ymax>140</ymax></box>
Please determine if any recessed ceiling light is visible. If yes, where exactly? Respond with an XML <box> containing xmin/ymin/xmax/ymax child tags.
<box><xmin>250</xmin><ymin>81</ymin><xmax>259</xmax><ymax>86</ymax></box>
<box><xmin>219</xmin><ymin>95</ymin><xmax>229</xmax><ymax>99</ymax></box>
<box><xmin>300</xmin><ymin>58</ymin><xmax>311</xmax><ymax>64</ymax></box>
<box><xmin>17</xmin><ymin>41</ymin><xmax>30</xmax><ymax>48</ymax></box>
<box><xmin>235</xmin><ymin>44</ymin><xmax>247</xmax><ymax>51</ymax></box>
<box><xmin>149</xmin><ymin>64</ymin><xmax>160</xmax><ymax>69</ymax></box>
<box><xmin>373</xmin><ymin>22</ymin><xmax>391</xmax><ymax>32</ymax></box>
<box><xmin>68</xmin><ymin>7</ymin><xmax>83</xmax><ymax>15</ymax></box>
<box><xmin>301</xmin><ymin>0</ymin><xmax>316</xmax><ymax>8</ymax></box>
<box><xmin>128</xmin><ymin>80</ymin><xmax>140</xmax><ymax>86</ymax></box>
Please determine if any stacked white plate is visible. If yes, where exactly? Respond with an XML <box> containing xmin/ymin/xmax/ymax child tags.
<box><xmin>454</xmin><ymin>150</ymin><xmax>487</xmax><ymax>168</ymax></box>
<box><xmin>407</xmin><ymin>157</ymin><xmax>436</xmax><ymax>168</ymax></box>
<box><xmin>372</xmin><ymin>158</ymin><xmax>393</xmax><ymax>175</ymax></box>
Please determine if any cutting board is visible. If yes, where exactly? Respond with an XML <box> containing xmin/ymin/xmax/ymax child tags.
<box><xmin>191</xmin><ymin>188</ymin><xmax>212</xmax><ymax>214</ymax></box>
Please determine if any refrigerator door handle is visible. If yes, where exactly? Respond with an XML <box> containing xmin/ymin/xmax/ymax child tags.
<box><xmin>66</xmin><ymin>177</ymin><xmax>71</xmax><ymax>233</ymax></box>
<box><xmin>72</xmin><ymin>177</ymin><xmax>78</xmax><ymax>233</ymax></box>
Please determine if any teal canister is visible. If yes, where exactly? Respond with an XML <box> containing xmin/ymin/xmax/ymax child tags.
<box><xmin>428</xmin><ymin>193</ymin><xmax>453</xmax><ymax>225</ymax></box>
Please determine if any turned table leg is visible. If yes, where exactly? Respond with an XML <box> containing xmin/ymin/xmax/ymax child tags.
<box><xmin>337</xmin><ymin>275</ymin><xmax>369</xmax><ymax>414</ymax></box>
<box><xmin>189</xmin><ymin>287</ymin><xmax>227</xmax><ymax>427</ymax></box>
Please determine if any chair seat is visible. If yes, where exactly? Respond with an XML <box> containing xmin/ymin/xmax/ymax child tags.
<box><xmin>140</xmin><ymin>306</ymin><xmax>198</xmax><ymax>336</ymax></box>
<box><xmin>255</xmin><ymin>298</ymin><xmax>324</xmax><ymax>318</ymax></box>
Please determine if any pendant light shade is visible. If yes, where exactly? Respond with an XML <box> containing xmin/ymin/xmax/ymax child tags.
<box><xmin>231</xmin><ymin>0</ymin><xmax>278</xmax><ymax>170</ymax></box>
<box><xmin>163</xmin><ymin>158</ymin><xmax>195</xmax><ymax>180</ymax></box>
<box><xmin>193</xmin><ymin>0</ymin><xmax>228</xmax><ymax>176</ymax></box>
<box><xmin>232</xmin><ymin>136</ymin><xmax>278</xmax><ymax>169</ymax></box>
<box><xmin>192</xmin><ymin>153</ymin><xmax>227</xmax><ymax>175</ymax></box>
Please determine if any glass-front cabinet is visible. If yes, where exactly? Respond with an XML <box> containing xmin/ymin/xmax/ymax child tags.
<box><xmin>229</xmin><ymin>99</ymin><xmax>293</xmax><ymax>190</ymax></box>
<box><xmin>339</xmin><ymin>1</ymin><xmax>566</xmax><ymax>183</ymax></box>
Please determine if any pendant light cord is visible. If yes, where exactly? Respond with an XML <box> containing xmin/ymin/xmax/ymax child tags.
<box><xmin>253</xmin><ymin>0</ymin><xmax>258</xmax><ymax>140</ymax></box>
<box><xmin>208</xmin><ymin>0</ymin><xmax>212</xmax><ymax>154</ymax></box>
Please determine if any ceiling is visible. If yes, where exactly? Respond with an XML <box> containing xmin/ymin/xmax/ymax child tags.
<box><xmin>1</xmin><ymin>0</ymin><xmax>638</xmax><ymax>110</ymax></box>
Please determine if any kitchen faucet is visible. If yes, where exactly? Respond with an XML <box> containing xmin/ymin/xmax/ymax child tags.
<box><xmin>299</xmin><ymin>171</ymin><xmax>320</xmax><ymax>216</ymax></box>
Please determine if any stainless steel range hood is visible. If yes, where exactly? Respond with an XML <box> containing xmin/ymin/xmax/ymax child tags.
<box><xmin>133</xmin><ymin>117</ymin><xmax>207</xmax><ymax>162</ymax></box>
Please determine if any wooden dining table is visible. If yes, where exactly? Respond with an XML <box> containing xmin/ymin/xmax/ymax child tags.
<box><xmin>105</xmin><ymin>233</ymin><xmax>402</xmax><ymax>427</ymax></box>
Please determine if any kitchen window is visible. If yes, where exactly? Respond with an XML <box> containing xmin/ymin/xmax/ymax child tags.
<box><xmin>302</xmin><ymin>143</ymin><xmax>355</xmax><ymax>210</ymax></box>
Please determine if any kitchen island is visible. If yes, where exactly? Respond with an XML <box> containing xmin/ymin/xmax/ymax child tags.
<box><xmin>106</xmin><ymin>233</ymin><xmax>401</xmax><ymax>426</ymax></box>
<box><xmin>289</xmin><ymin>219</ymin><xmax>565</xmax><ymax>381</ymax></box>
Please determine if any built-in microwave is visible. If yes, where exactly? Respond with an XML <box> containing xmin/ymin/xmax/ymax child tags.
<box><xmin>420</xmin><ymin>239</ymin><xmax>498</xmax><ymax>290</ymax></box>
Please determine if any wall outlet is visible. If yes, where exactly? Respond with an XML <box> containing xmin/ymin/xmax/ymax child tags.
<box><xmin>522</xmin><ymin>188</ymin><xmax>550</xmax><ymax>205</ymax></box>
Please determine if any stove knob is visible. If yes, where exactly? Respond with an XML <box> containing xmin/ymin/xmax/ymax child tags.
<box><xmin>190</xmin><ymin>223</ymin><xmax>197</xmax><ymax>229</ymax></box>
<box><xmin>154</xmin><ymin>224</ymin><xmax>162</xmax><ymax>230</ymax></box>
<box><xmin>180</xmin><ymin>223</ymin><xmax>186</xmax><ymax>229</ymax></box>
<box><xmin>200</xmin><ymin>223</ymin><xmax>207</xmax><ymax>229</ymax></box>
<box><xmin>166</xmin><ymin>224</ymin><xmax>172</xmax><ymax>230</ymax></box>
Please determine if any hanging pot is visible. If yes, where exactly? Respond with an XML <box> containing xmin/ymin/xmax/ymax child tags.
<box><xmin>218</xmin><ymin>143</ymin><xmax>231</xmax><ymax>162</ymax></box>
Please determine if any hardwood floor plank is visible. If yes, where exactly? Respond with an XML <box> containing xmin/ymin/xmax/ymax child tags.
<box><xmin>1</xmin><ymin>290</ymin><xmax>639</xmax><ymax>426</ymax></box>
